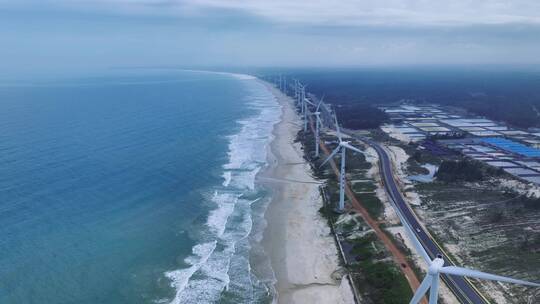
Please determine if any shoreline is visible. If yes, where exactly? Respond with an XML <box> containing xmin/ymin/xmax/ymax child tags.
<box><xmin>256</xmin><ymin>80</ymin><xmax>353</xmax><ymax>304</ymax></box>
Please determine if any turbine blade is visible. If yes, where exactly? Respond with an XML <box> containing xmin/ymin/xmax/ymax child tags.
<box><xmin>316</xmin><ymin>95</ymin><xmax>325</xmax><ymax>111</ymax></box>
<box><xmin>393</xmin><ymin>198</ymin><xmax>432</xmax><ymax>264</ymax></box>
<box><xmin>333</xmin><ymin>111</ymin><xmax>342</xmax><ymax>142</ymax></box>
<box><xmin>305</xmin><ymin>98</ymin><xmax>315</xmax><ymax>106</ymax></box>
<box><xmin>320</xmin><ymin>146</ymin><xmax>341</xmax><ymax>168</ymax></box>
<box><xmin>429</xmin><ymin>274</ymin><xmax>440</xmax><ymax>304</ymax></box>
<box><xmin>409</xmin><ymin>275</ymin><xmax>432</xmax><ymax>304</ymax></box>
<box><xmin>342</xmin><ymin>143</ymin><xmax>366</xmax><ymax>155</ymax></box>
<box><xmin>440</xmin><ymin>266</ymin><xmax>540</xmax><ymax>287</ymax></box>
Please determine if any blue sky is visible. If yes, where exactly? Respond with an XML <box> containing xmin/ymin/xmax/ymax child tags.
<box><xmin>1</xmin><ymin>0</ymin><xmax>540</xmax><ymax>76</ymax></box>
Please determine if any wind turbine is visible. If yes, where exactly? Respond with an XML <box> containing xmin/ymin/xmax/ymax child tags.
<box><xmin>295</xmin><ymin>82</ymin><xmax>302</xmax><ymax>110</ymax></box>
<box><xmin>303</xmin><ymin>96</ymin><xmax>316</xmax><ymax>132</ymax></box>
<box><xmin>312</xmin><ymin>97</ymin><xmax>324</xmax><ymax>157</ymax></box>
<box><xmin>296</xmin><ymin>84</ymin><xmax>311</xmax><ymax>132</ymax></box>
<box><xmin>320</xmin><ymin>112</ymin><xmax>366</xmax><ymax>212</ymax></box>
<box><xmin>393</xmin><ymin>198</ymin><xmax>540</xmax><ymax>304</ymax></box>
<box><xmin>300</xmin><ymin>84</ymin><xmax>307</xmax><ymax>116</ymax></box>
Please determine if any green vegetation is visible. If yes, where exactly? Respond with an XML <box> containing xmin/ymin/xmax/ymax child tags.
<box><xmin>520</xmin><ymin>195</ymin><xmax>540</xmax><ymax>210</ymax></box>
<box><xmin>346</xmin><ymin>151</ymin><xmax>371</xmax><ymax>170</ymax></box>
<box><xmin>401</xmin><ymin>143</ymin><xmax>443</xmax><ymax>165</ymax></box>
<box><xmin>282</xmin><ymin>68</ymin><xmax>540</xmax><ymax>129</ymax></box>
<box><xmin>369</xmin><ymin>129</ymin><xmax>398</xmax><ymax>144</ymax></box>
<box><xmin>383</xmin><ymin>229</ymin><xmax>426</xmax><ymax>281</ymax></box>
<box><xmin>434</xmin><ymin>159</ymin><xmax>503</xmax><ymax>182</ymax></box>
<box><xmin>350</xmin><ymin>233</ymin><xmax>378</xmax><ymax>260</ymax></box>
<box><xmin>426</xmin><ymin>132</ymin><xmax>466</xmax><ymax>140</ymax></box>
<box><xmin>351</xmin><ymin>260</ymin><xmax>412</xmax><ymax>304</ymax></box>
<box><xmin>339</xmin><ymin>220</ymin><xmax>358</xmax><ymax>231</ymax></box>
<box><xmin>318</xmin><ymin>183</ymin><xmax>340</xmax><ymax>224</ymax></box>
<box><xmin>352</xmin><ymin>181</ymin><xmax>377</xmax><ymax>193</ymax></box>
<box><xmin>357</xmin><ymin>193</ymin><xmax>384</xmax><ymax>219</ymax></box>
<box><xmin>334</xmin><ymin>104</ymin><xmax>389</xmax><ymax>129</ymax></box>
<box><xmin>487</xmin><ymin>209</ymin><xmax>505</xmax><ymax>223</ymax></box>
<box><xmin>464</xmin><ymin>98</ymin><xmax>540</xmax><ymax>129</ymax></box>
<box><xmin>347</xmin><ymin>234</ymin><xmax>412</xmax><ymax>304</ymax></box>
<box><xmin>416</xmin><ymin>182</ymin><xmax>508</xmax><ymax>203</ymax></box>
<box><xmin>415</xmin><ymin>177</ymin><xmax>540</xmax><ymax>304</ymax></box>
<box><xmin>406</xmin><ymin>157</ymin><xmax>430</xmax><ymax>175</ymax></box>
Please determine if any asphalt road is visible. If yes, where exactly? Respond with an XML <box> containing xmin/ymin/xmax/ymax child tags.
<box><xmin>351</xmin><ymin>134</ymin><xmax>488</xmax><ymax>304</ymax></box>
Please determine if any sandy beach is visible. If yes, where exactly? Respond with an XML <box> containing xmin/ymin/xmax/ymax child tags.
<box><xmin>258</xmin><ymin>81</ymin><xmax>354</xmax><ymax>304</ymax></box>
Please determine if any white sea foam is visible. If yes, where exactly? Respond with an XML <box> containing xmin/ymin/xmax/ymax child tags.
<box><xmin>228</xmin><ymin>73</ymin><xmax>257</xmax><ymax>80</ymax></box>
<box><xmin>222</xmin><ymin>171</ymin><xmax>232</xmax><ymax>187</ymax></box>
<box><xmin>164</xmin><ymin>241</ymin><xmax>217</xmax><ymax>304</ymax></box>
<box><xmin>206</xmin><ymin>191</ymin><xmax>237</xmax><ymax>237</ymax></box>
<box><xmin>173</xmin><ymin>197</ymin><xmax>257</xmax><ymax>303</ymax></box>
<box><xmin>178</xmin><ymin>69</ymin><xmax>256</xmax><ymax>81</ymax></box>
<box><xmin>164</xmin><ymin>75</ymin><xmax>281</xmax><ymax>304</ymax></box>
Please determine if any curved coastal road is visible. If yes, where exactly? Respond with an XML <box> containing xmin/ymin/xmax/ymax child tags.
<box><xmin>298</xmin><ymin>93</ymin><xmax>487</xmax><ymax>303</ymax></box>
<box><xmin>353</xmin><ymin>134</ymin><xmax>489</xmax><ymax>304</ymax></box>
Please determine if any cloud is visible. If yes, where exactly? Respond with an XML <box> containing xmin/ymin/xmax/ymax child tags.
<box><xmin>192</xmin><ymin>0</ymin><xmax>540</xmax><ymax>26</ymax></box>
<box><xmin>1</xmin><ymin>0</ymin><xmax>539</xmax><ymax>75</ymax></box>
<box><xmin>8</xmin><ymin>0</ymin><xmax>540</xmax><ymax>27</ymax></box>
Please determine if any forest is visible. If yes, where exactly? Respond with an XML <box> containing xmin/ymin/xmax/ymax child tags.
<box><xmin>334</xmin><ymin>104</ymin><xmax>389</xmax><ymax>129</ymax></box>
<box><xmin>434</xmin><ymin>159</ymin><xmax>504</xmax><ymax>182</ymax></box>
<box><xmin>260</xmin><ymin>66</ymin><xmax>540</xmax><ymax>129</ymax></box>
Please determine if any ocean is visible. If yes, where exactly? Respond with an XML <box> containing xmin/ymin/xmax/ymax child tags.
<box><xmin>0</xmin><ymin>70</ymin><xmax>281</xmax><ymax>303</ymax></box>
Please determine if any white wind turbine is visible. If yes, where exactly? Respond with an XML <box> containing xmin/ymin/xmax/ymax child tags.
<box><xmin>311</xmin><ymin>97</ymin><xmax>324</xmax><ymax>157</ymax></box>
<box><xmin>294</xmin><ymin>82</ymin><xmax>302</xmax><ymax>111</ymax></box>
<box><xmin>303</xmin><ymin>96</ymin><xmax>316</xmax><ymax>132</ymax></box>
<box><xmin>393</xmin><ymin>198</ymin><xmax>540</xmax><ymax>304</ymax></box>
<box><xmin>300</xmin><ymin>84</ymin><xmax>307</xmax><ymax>116</ymax></box>
<box><xmin>299</xmin><ymin>85</ymin><xmax>312</xmax><ymax>132</ymax></box>
<box><xmin>320</xmin><ymin>112</ymin><xmax>366</xmax><ymax>212</ymax></box>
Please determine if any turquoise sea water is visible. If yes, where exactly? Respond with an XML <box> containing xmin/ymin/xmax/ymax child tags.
<box><xmin>0</xmin><ymin>70</ymin><xmax>280</xmax><ymax>303</ymax></box>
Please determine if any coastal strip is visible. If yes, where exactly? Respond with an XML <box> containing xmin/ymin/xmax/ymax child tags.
<box><xmin>257</xmin><ymin>80</ymin><xmax>354</xmax><ymax>304</ymax></box>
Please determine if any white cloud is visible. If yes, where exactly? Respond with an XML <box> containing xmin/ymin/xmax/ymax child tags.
<box><xmin>1</xmin><ymin>0</ymin><xmax>539</xmax><ymax>70</ymax></box>
<box><xmin>19</xmin><ymin>0</ymin><xmax>540</xmax><ymax>27</ymax></box>
<box><xmin>192</xmin><ymin>0</ymin><xmax>540</xmax><ymax>26</ymax></box>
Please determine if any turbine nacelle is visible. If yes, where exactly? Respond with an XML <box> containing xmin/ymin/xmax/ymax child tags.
<box><xmin>338</xmin><ymin>141</ymin><xmax>350</xmax><ymax>148</ymax></box>
<box><xmin>427</xmin><ymin>258</ymin><xmax>445</xmax><ymax>276</ymax></box>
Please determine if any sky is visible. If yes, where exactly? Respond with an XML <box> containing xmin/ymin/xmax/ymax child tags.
<box><xmin>1</xmin><ymin>0</ymin><xmax>540</xmax><ymax>77</ymax></box>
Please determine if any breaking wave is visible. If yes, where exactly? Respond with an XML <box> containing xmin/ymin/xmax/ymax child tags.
<box><xmin>163</xmin><ymin>77</ymin><xmax>281</xmax><ymax>303</ymax></box>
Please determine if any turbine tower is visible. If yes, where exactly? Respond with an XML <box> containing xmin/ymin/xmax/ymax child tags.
<box><xmin>312</xmin><ymin>97</ymin><xmax>324</xmax><ymax>157</ymax></box>
<box><xmin>303</xmin><ymin>96</ymin><xmax>312</xmax><ymax>132</ymax></box>
<box><xmin>320</xmin><ymin>113</ymin><xmax>366</xmax><ymax>212</ymax></box>
<box><xmin>296</xmin><ymin>82</ymin><xmax>304</xmax><ymax>110</ymax></box>
<box><xmin>394</xmin><ymin>198</ymin><xmax>540</xmax><ymax>304</ymax></box>
<box><xmin>300</xmin><ymin>84</ymin><xmax>306</xmax><ymax>116</ymax></box>
<box><xmin>297</xmin><ymin>84</ymin><xmax>310</xmax><ymax>132</ymax></box>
